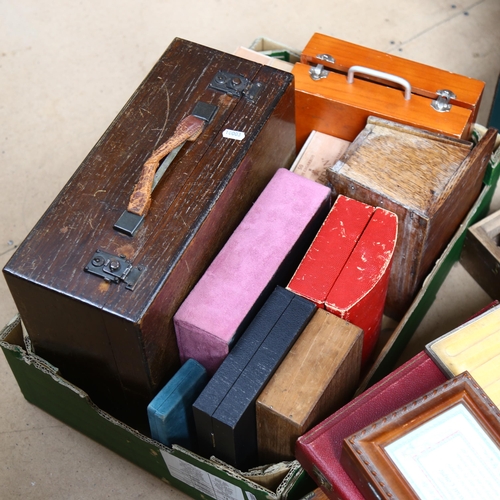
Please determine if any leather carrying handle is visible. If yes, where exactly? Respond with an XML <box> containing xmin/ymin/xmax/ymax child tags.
<box><xmin>127</xmin><ymin>114</ymin><xmax>206</xmax><ymax>216</ymax></box>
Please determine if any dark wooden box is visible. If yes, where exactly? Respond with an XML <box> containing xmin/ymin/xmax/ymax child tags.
<box><xmin>461</xmin><ymin>208</ymin><xmax>500</xmax><ymax>300</ymax></box>
<box><xmin>2</xmin><ymin>38</ymin><xmax>295</xmax><ymax>432</ymax></box>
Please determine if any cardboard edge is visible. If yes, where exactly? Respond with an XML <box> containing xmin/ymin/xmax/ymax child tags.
<box><xmin>1</xmin><ymin>315</ymin><xmax>309</xmax><ymax>500</ymax></box>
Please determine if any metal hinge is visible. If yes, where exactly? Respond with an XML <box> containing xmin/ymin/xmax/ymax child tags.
<box><xmin>209</xmin><ymin>71</ymin><xmax>264</xmax><ymax>101</ymax></box>
<box><xmin>316</xmin><ymin>53</ymin><xmax>335</xmax><ymax>63</ymax></box>
<box><xmin>308</xmin><ymin>54</ymin><xmax>335</xmax><ymax>81</ymax></box>
<box><xmin>84</xmin><ymin>249</ymin><xmax>144</xmax><ymax>290</ymax></box>
<box><xmin>312</xmin><ymin>465</ymin><xmax>332</xmax><ymax>491</ymax></box>
<box><xmin>431</xmin><ymin>89</ymin><xmax>456</xmax><ymax>112</ymax></box>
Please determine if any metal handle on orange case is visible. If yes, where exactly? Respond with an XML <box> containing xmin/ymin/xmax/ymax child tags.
<box><xmin>346</xmin><ymin>65</ymin><xmax>412</xmax><ymax>101</ymax></box>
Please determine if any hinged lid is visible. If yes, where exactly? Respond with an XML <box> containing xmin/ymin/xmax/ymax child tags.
<box><xmin>4</xmin><ymin>38</ymin><xmax>294</xmax><ymax>323</ymax></box>
<box><xmin>301</xmin><ymin>33</ymin><xmax>484</xmax><ymax>121</ymax></box>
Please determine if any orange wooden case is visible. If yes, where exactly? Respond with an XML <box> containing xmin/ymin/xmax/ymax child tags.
<box><xmin>293</xmin><ymin>33</ymin><xmax>484</xmax><ymax>148</ymax></box>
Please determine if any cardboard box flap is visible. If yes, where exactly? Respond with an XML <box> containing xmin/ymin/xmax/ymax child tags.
<box><xmin>0</xmin><ymin>315</ymin><xmax>313</xmax><ymax>500</ymax></box>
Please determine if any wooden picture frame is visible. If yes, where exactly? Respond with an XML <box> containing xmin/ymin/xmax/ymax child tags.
<box><xmin>341</xmin><ymin>372</ymin><xmax>500</xmax><ymax>500</ymax></box>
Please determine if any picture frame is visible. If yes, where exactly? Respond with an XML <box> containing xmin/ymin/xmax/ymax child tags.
<box><xmin>341</xmin><ymin>372</ymin><xmax>500</xmax><ymax>500</ymax></box>
<box><xmin>425</xmin><ymin>303</ymin><xmax>500</xmax><ymax>409</ymax></box>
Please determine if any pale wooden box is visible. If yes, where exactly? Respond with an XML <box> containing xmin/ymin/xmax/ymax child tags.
<box><xmin>256</xmin><ymin>309</ymin><xmax>363</xmax><ymax>464</ymax></box>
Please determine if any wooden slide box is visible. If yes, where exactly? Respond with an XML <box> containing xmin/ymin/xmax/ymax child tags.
<box><xmin>174</xmin><ymin>169</ymin><xmax>330</xmax><ymax>375</ymax></box>
<box><xmin>460</xmin><ymin>208</ymin><xmax>500</xmax><ymax>300</ymax></box>
<box><xmin>293</xmin><ymin>32</ymin><xmax>484</xmax><ymax>148</ymax></box>
<box><xmin>3</xmin><ymin>129</ymin><xmax>497</xmax><ymax>500</ymax></box>
<box><xmin>2</xmin><ymin>38</ymin><xmax>296</xmax><ymax>432</ymax></box>
<box><xmin>289</xmin><ymin>130</ymin><xmax>351</xmax><ymax>185</ymax></box>
<box><xmin>4</xmin><ymin>140</ymin><xmax>497</xmax><ymax>500</ymax></box>
<box><xmin>256</xmin><ymin>308</ymin><xmax>363</xmax><ymax>464</ymax></box>
<box><xmin>341</xmin><ymin>372</ymin><xmax>500</xmax><ymax>500</ymax></box>
<box><xmin>192</xmin><ymin>286</ymin><xmax>316</xmax><ymax>471</ymax></box>
<box><xmin>358</xmin><ymin>128</ymin><xmax>500</xmax><ymax>393</ymax></box>
<box><xmin>327</xmin><ymin>117</ymin><xmax>496</xmax><ymax>319</ymax></box>
<box><xmin>288</xmin><ymin>194</ymin><xmax>398</xmax><ymax>363</ymax></box>
<box><xmin>426</xmin><ymin>303</ymin><xmax>500</xmax><ymax>409</ymax></box>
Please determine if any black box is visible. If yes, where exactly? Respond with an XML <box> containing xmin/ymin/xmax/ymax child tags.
<box><xmin>193</xmin><ymin>286</ymin><xmax>316</xmax><ymax>471</ymax></box>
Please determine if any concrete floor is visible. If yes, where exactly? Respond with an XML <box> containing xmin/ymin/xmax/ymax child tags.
<box><xmin>1</xmin><ymin>1</ymin><xmax>500</xmax><ymax>498</ymax></box>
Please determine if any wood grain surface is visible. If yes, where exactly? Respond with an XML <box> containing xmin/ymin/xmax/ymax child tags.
<box><xmin>461</xmin><ymin>209</ymin><xmax>500</xmax><ymax>300</ymax></box>
<box><xmin>293</xmin><ymin>61</ymin><xmax>473</xmax><ymax>148</ymax></box>
<box><xmin>327</xmin><ymin>117</ymin><xmax>495</xmax><ymax>318</ymax></box>
<box><xmin>256</xmin><ymin>309</ymin><xmax>362</xmax><ymax>464</ymax></box>
<box><xmin>2</xmin><ymin>38</ymin><xmax>295</xmax><ymax>431</ymax></box>
<box><xmin>301</xmin><ymin>33</ymin><xmax>484</xmax><ymax>117</ymax></box>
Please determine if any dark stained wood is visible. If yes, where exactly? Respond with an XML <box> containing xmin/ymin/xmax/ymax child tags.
<box><xmin>461</xmin><ymin>209</ymin><xmax>500</xmax><ymax>300</ymax></box>
<box><xmin>3</xmin><ymin>38</ymin><xmax>295</xmax><ymax>432</ymax></box>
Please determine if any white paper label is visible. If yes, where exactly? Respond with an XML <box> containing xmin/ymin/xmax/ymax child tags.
<box><xmin>223</xmin><ymin>129</ymin><xmax>245</xmax><ymax>141</ymax></box>
<box><xmin>161</xmin><ymin>451</ymin><xmax>245</xmax><ymax>500</ymax></box>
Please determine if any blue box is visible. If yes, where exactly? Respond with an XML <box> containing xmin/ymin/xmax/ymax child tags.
<box><xmin>147</xmin><ymin>358</ymin><xmax>208</xmax><ymax>448</ymax></box>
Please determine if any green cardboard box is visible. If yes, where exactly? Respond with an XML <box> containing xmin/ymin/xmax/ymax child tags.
<box><xmin>0</xmin><ymin>315</ymin><xmax>315</xmax><ymax>500</ymax></box>
<box><xmin>2</xmin><ymin>126</ymin><xmax>498</xmax><ymax>500</ymax></box>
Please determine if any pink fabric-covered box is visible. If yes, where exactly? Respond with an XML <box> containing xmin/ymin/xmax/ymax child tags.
<box><xmin>174</xmin><ymin>168</ymin><xmax>331</xmax><ymax>374</ymax></box>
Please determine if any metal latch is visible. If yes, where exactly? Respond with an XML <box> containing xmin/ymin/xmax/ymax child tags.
<box><xmin>84</xmin><ymin>249</ymin><xmax>144</xmax><ymax>290</ymax></box>
<box><xmin>431</xmin><ymin>89</ymin><xmax>456</xmax><ymax>112</ymax></box>
<box><xmin>209</xmin><ymin>71</ymin><xmax>264</xmax><ymax>101</ymax></box>
<box><xmin>309</xmin><ymin>54</ymin><xmax>334</xmax><ymax>80</ymax></box>
<box><xmin>316</xmin><ymin>53</ymin><xmax>335</xmax><ymax>63</ymax></box>
<box><xmin>309</xmin><ymin>64</ymin><xmax>329</xmax><ymax>81</ymax></box>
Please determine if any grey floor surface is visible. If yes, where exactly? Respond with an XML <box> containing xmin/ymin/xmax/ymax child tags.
<box><xmin>1</xmin><ymin>1</ymin><xmax>500</xmax><ymax>498</ymax></box>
